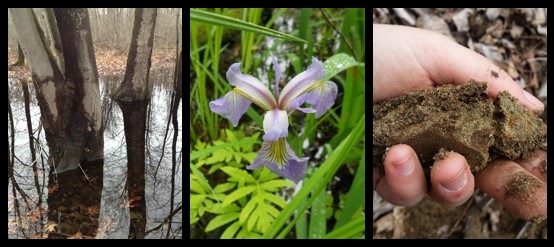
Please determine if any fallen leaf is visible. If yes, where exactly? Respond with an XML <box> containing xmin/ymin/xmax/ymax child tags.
<box><xmin>48</xmin><ymin>185</ymin><xmax>59</xmax><ymax>194</ymax></box>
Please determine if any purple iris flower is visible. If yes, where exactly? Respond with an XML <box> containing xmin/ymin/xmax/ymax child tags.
<box><xmin>209</xmin><ymin>56</ymin><xmax>337</xmax><ymax>183</ymax></box>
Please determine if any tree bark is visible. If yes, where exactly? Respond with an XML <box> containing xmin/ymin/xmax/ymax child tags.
<box><xmin>11</xmin><ymin>8</ymin><xmax>103</xmax><ymax>173</ymax></box>
<box><xmin>111</xmin><ymin>8</ymin><xmax>157</xmax><ymax>239</ymax></box>
<box><xmin>10</xmin><ymin>8</ymin><xmax>104</xmax><ymax>239</ymax></box>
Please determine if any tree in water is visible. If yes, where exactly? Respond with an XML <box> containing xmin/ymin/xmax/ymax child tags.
<box><xmin>10</xmin><ymin>8</ymin><xmax>103</xmax><ymax>239</ymax></box>
<box><xmin>111</xmin><ymin>8</ymin><xmax>157</xmax><ymax>239</ymax></box>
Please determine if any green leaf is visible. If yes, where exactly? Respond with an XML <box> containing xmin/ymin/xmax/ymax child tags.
<box><xmin>257</xmin><ymin>167</ymin><xmax>279</xmax><ymax>182</ymax></box>
<box><xmin>236</xmin><ymin>227</ymin><xmax>262</xmax><ymax>239</ymax></box>
<box><xmin>261</xmin><ymin>180</ymin><xmax>294</xmax><ymax>192</ymax></box>
<box><xmin>214</xmin><ymin>183</ymin><xmax>236</xmax><ymax>193</ymax></box>
<box><xmin>260</xmin><ymin>192</ymin><xmax>287</xmax><ymax>208</ymax></box>
<box><xmin>322</xmin><ymin>53</ymin><xmax>363</xmax><ymax>81</ymax></box>
<box><xmin>246</xmin><ymin>206</ymin><xmax>259</xmax><ymax>232</ymax></box>
<box><xmin>190</xmin><ymin>194</ymin><xmax>206</xmax><ymax>207</ymax></box>
<box><xmin>261</xmin><ymin>203</ymin><xmax>280</xmax><ymax>218</ymax></box>
<box><xmin>205</xmin><ymin>212</ymin><xmax>240</xmax><ymax>232</ymax></box>
<box><xmin>190</xmin><ymin>178</ymin><xmax>206</xmax><ymax>194</ymax></box>
<box><xmin>221</xmin><ymin>221</ymin><xmax>242</xmax><ymax>239</ymax></box>
<box><xmin>190</xmin><ymin>138</ymin><xmax>254</xmax><ymax>161</ymax></box>
<box><xmin>190</xmin><ymin>164</ymin><xmax>215</xmax><ymax>196</ymax></box>
<box><xmin>241</xmin><ymin>152</ymin><xmax>257</xmax><ymax>164</ymax></box>
<box><xmin>190</xmin><ymin>9</ymin><xmax>308</xmax><ymax>44</ymax></box>
<box><xmin>308</xmin><ymin>190</ymin><xmax>327</xmax><ymax>239</ymax></box>
<box><xmin>222</xmin><ymin>186</ymin><xmax>256</xmax><ymax>207</ymax></box>
<box><xmin>225</xmin><ymin>129</ymin><xmax>238</xmax><ymax>142</ymax></box>
<box><xmin>221</xmin><ymin>166</ymin><xmax>256</xmax><ymax>183</ymax></box>
<box><xmin>205</xmin><ymin>202</ymin><xmax>241</xmax><ymax>215</ymax></box>
<box><xmin>334</xmin><ymin>145</ymin><xmax>365</xmax><ymax>229</ymax></box>
<box><xmin>207</xmin><ymin>163</ymin><xmax>222</xmax><ymax>174</ymax></box>
<box><xmin>239</xmin><ymin>196</ymin><xmax>259</xmax><ymax>225</ymax></box>
<box><xmin>190</xmin><ymin>209</ymin><xmax>199</xmax><ymax>225</ymax></box>
<box><xmin>323</xmin><ymin>216</ymin><xmax>365</xmax><ymax>239</ymax></box>
<box><xmin>205</xmin><ymin>149</ymin><xmax>226</xmax><ymax>164</ymax></box>
<box><xmin>194</xmin><ymin>140</ymin><xmax>207</xmax><ymax>150</ymax></box>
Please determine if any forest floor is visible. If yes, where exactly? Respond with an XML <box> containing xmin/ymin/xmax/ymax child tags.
<box><xmin>8</xmin><ymin>47</ymin><xmax>177</xmax><ymax>84</ymax></box>
<box><xmin>373</xmin><ymin>8</ymin><xmax>547</xmax><ymax>239</ymax></box>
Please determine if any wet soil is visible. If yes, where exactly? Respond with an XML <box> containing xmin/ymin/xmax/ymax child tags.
<box><xmin>372</xmin><ymin>81</ymin><xmax>547</xmax><ymax>238</ymax></box>
<box><xmin>373</xmin><ymin>80</ymin><xmax>547</xmax><ymax>174</ymax></box>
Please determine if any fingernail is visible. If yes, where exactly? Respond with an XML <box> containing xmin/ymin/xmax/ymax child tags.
<box><xmin>393</xmin><ymin>153</ymin><xmax>415</xmax><ymax>176</ymax></box>
<box><xmin>440</xmin><ymin>169</ymin><xmax>467</xmax><ymax>192</ymax></box>
<box><xmin>523</xmin><ymin>90</ymin><xmax>543</xmax><ymax>109</ymax></box>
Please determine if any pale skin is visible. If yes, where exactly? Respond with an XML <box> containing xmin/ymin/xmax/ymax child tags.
<box><xmin>373</xmin><ymin>24</ymin><xmax>546</xmax><ymax>221</ymax></box>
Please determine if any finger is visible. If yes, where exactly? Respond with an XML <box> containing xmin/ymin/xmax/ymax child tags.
<box><xmin>475</xmin><ymin>160</ymin><xmax>547</xmax><ymax>222</ymax></box>
<box><xmin>516</xmin><ymin>149</ymin><xmax>547</xmax><ymax>183</ymax></box>
<box><xmin>402</xmin><ymin>26</ymin><xmax>544</xmax><ymax>113</ymax></box>
<box><xmin>373</xmin><ymin>166</ymin><xmax>380</xmax><ymax>189</ymax></box>
<box><xmin>372</xmin><ymin>25</ymin><xmax>544</xmax><ymax>113</ymax></box>
<box><xmin>420</xmin><ymin>34</ymin><xmax>544</xmax><ymax>114</ymax></box>
<box><xmin>374</xmin><ymin>144</ymin><xmax>427</xmax><ymax>207</ymax></box>
<box><xmin>429</xmin><ymin>152</ymin><xmax>475</xmax><ymax>207</ymax></box>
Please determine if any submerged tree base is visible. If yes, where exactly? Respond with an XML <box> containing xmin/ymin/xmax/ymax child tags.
<box><xmin>47</xmin><ymin>159</ymin><xmax>103</xmax><ymax>239</ymax></box>
<box><xmin>114</xmin><ymin>98</ymin><xmax>149</xmax><ymax>239</ymax></box>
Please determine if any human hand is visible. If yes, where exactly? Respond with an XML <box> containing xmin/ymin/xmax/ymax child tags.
<box><xmin>372</xmin><ymin>24</ymin><xmax>546</xmax><ymax>221</ymax></box>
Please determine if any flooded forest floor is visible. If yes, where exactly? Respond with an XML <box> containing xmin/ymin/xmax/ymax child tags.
<box><xmin>8</xmin><ymin>47</ymin><xmax>177</xmax><ymax>83</ymax></box>
<box><xmin>8</xmin><ymin>47</ymin><xmax>182</xmax><ymax>239</ymax></box>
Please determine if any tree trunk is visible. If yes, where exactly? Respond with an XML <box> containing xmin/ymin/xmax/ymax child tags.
<box><xmin>10</xmin><ymin>8</ymin><xmax>104</xmax><ymax>239</ymax></box>
<box><xmin>11</xmin><ymin>8</ymin><xmax>103</xmax><ymax>173</ymax></box>
<box><xmin>111</xmin><ymin>8</ymin><xmax>157</xmax><ymax>239</ymax></box>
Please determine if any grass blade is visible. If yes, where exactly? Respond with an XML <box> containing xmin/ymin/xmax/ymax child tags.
<box><xmin>190</xmin><ymin>9</ymin><xmax>308</xmax><ymax>44</ymax></box>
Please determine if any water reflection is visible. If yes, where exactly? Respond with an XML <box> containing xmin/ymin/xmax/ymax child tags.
<box><xmin>8</xmin><ymin>74</ymin><xmax>182</xmax><ymax>239</ymax></box>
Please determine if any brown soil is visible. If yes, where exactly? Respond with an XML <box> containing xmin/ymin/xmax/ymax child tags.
<box><xmin>373</xmin><ymin>81</ymin><xmax>547</xmax><ymax>238</ymax></box>
<box><xmin>373</xmin><ymin>80</ymin><xmax>547</xmax><ymax>174</ymax></box>
<box><xmin>389</xmin><ymin>196</ymin><xmax>547</xmax><ymax>239</ymax></box>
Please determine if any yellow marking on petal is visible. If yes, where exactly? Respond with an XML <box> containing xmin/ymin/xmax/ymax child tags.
<box><xmin>233</xmin><ymin>88</ymin><xmax>274</xmax><ymax>111</ymax></box>
<box><xmin>268</xmin><ymin>138</ymin><xmax>288</xmax><ymax>169</ymax></box>
<box><xmin>304</xmin><ymin>80</ymin><xmax>324</xmax><ymax>93</ymax></box>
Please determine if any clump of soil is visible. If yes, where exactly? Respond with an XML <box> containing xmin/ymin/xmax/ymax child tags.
<box><xmin>373</xmin><ymin>80</ymin><xmax>547</xmax><ymax>174</ymax></box>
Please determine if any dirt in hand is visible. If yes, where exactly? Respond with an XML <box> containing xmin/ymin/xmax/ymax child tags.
<box><xmin>373</xmin><ymin>80</ymin><xmax>547</xmax><ymax>174</ymax></box>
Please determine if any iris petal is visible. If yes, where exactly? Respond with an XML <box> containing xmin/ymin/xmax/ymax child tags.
<box><xmin>286</xmin><ymin>94</ymin><xmax>316</xmax><ymax>114</ymax></box>
<box><xmin>300</xmin><ymin>81</ymin><xmax>338</xmax><ymax>118</ymax></box>
<box><xmin>286</xmin><ymin>81</ymin><xmax>337</xmax><ymax>118</ymax></box>
<box><xmin>262</xmin><ymin>109</ymin><xmax>289</xmax><ymax>141</ymax></box>
<box><xmin>226</xmin><ymin>63</ymin><xmax>277</xmax><ymax>110</ymax></box>
<box><xmin>278</xmin><ymin>57</ymin><xmax>325</xmax><ymax>110</ymax></box>
<box><xmin>247</xmin><ymin>138</ymin><xmax>309</xmax><ymax>183</ymax></box>
<box><xmin>209</xmin><ymin>91</ymin><xmax>251</xmax><ymax>127</ymax></box>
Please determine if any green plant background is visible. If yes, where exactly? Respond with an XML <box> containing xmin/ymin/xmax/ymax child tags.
<box><xmin>190</xmin><ymin>8</ymin><xmax>365</xmax><ymax>239</ymax></box>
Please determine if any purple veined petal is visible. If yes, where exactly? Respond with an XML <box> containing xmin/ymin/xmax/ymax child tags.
<box><xmin>278</xmin><ymin>57</ymin><xmax>325</xmax><ymax>110</ymax></box>
<box><xmin>300</xmin><ymin>80</ymin><xmax>338</xmax><ymax>118</ymax></box>
<box><xmin>226</xmin><ymin>63</ymin><xmax>277</xmax><ymax>110</ymax></box>
<box><xmin>209</xmin><ymin>91</ymin><xmax>251</xmax><ymax>127</ymax></box>
<box><xmin>286</xmin><ymin>93</ymin><xmax>316</xmax><ymax>114</ymax></box>
<box><xmin>246</xmin><ymin>138</ymin><xmax>309</xmax><ymax>183</ymax></box>
<box><xmin>262</xmin><ymin>109</ymin><xmax>289</xmax><ymax>141</ymax></box>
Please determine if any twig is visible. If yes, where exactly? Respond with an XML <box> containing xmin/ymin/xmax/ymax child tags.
<box><xmin>144</xmin><ymin>205</ymin><xmax>182</xmax><ymax>236</ymax></box>
<box><xmin>77</xmin><ymin>162</ymin><xmax>93</xmax><ymax>186</ymax></box>
<box><xmin>515</xmin><ymin>221</ymin><xmax>531</xmax><ymax>239</ymax></box>
<box><xmin>319</xmin><ymin>8</ymin><xmax>357</xmax><ymax>60</ymax></box>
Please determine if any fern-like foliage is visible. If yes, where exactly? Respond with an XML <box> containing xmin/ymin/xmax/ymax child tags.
<box><xmin>190</xmin><ymin>128</ymin><xmax>294</xmax><ymax>238</ymax></box>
